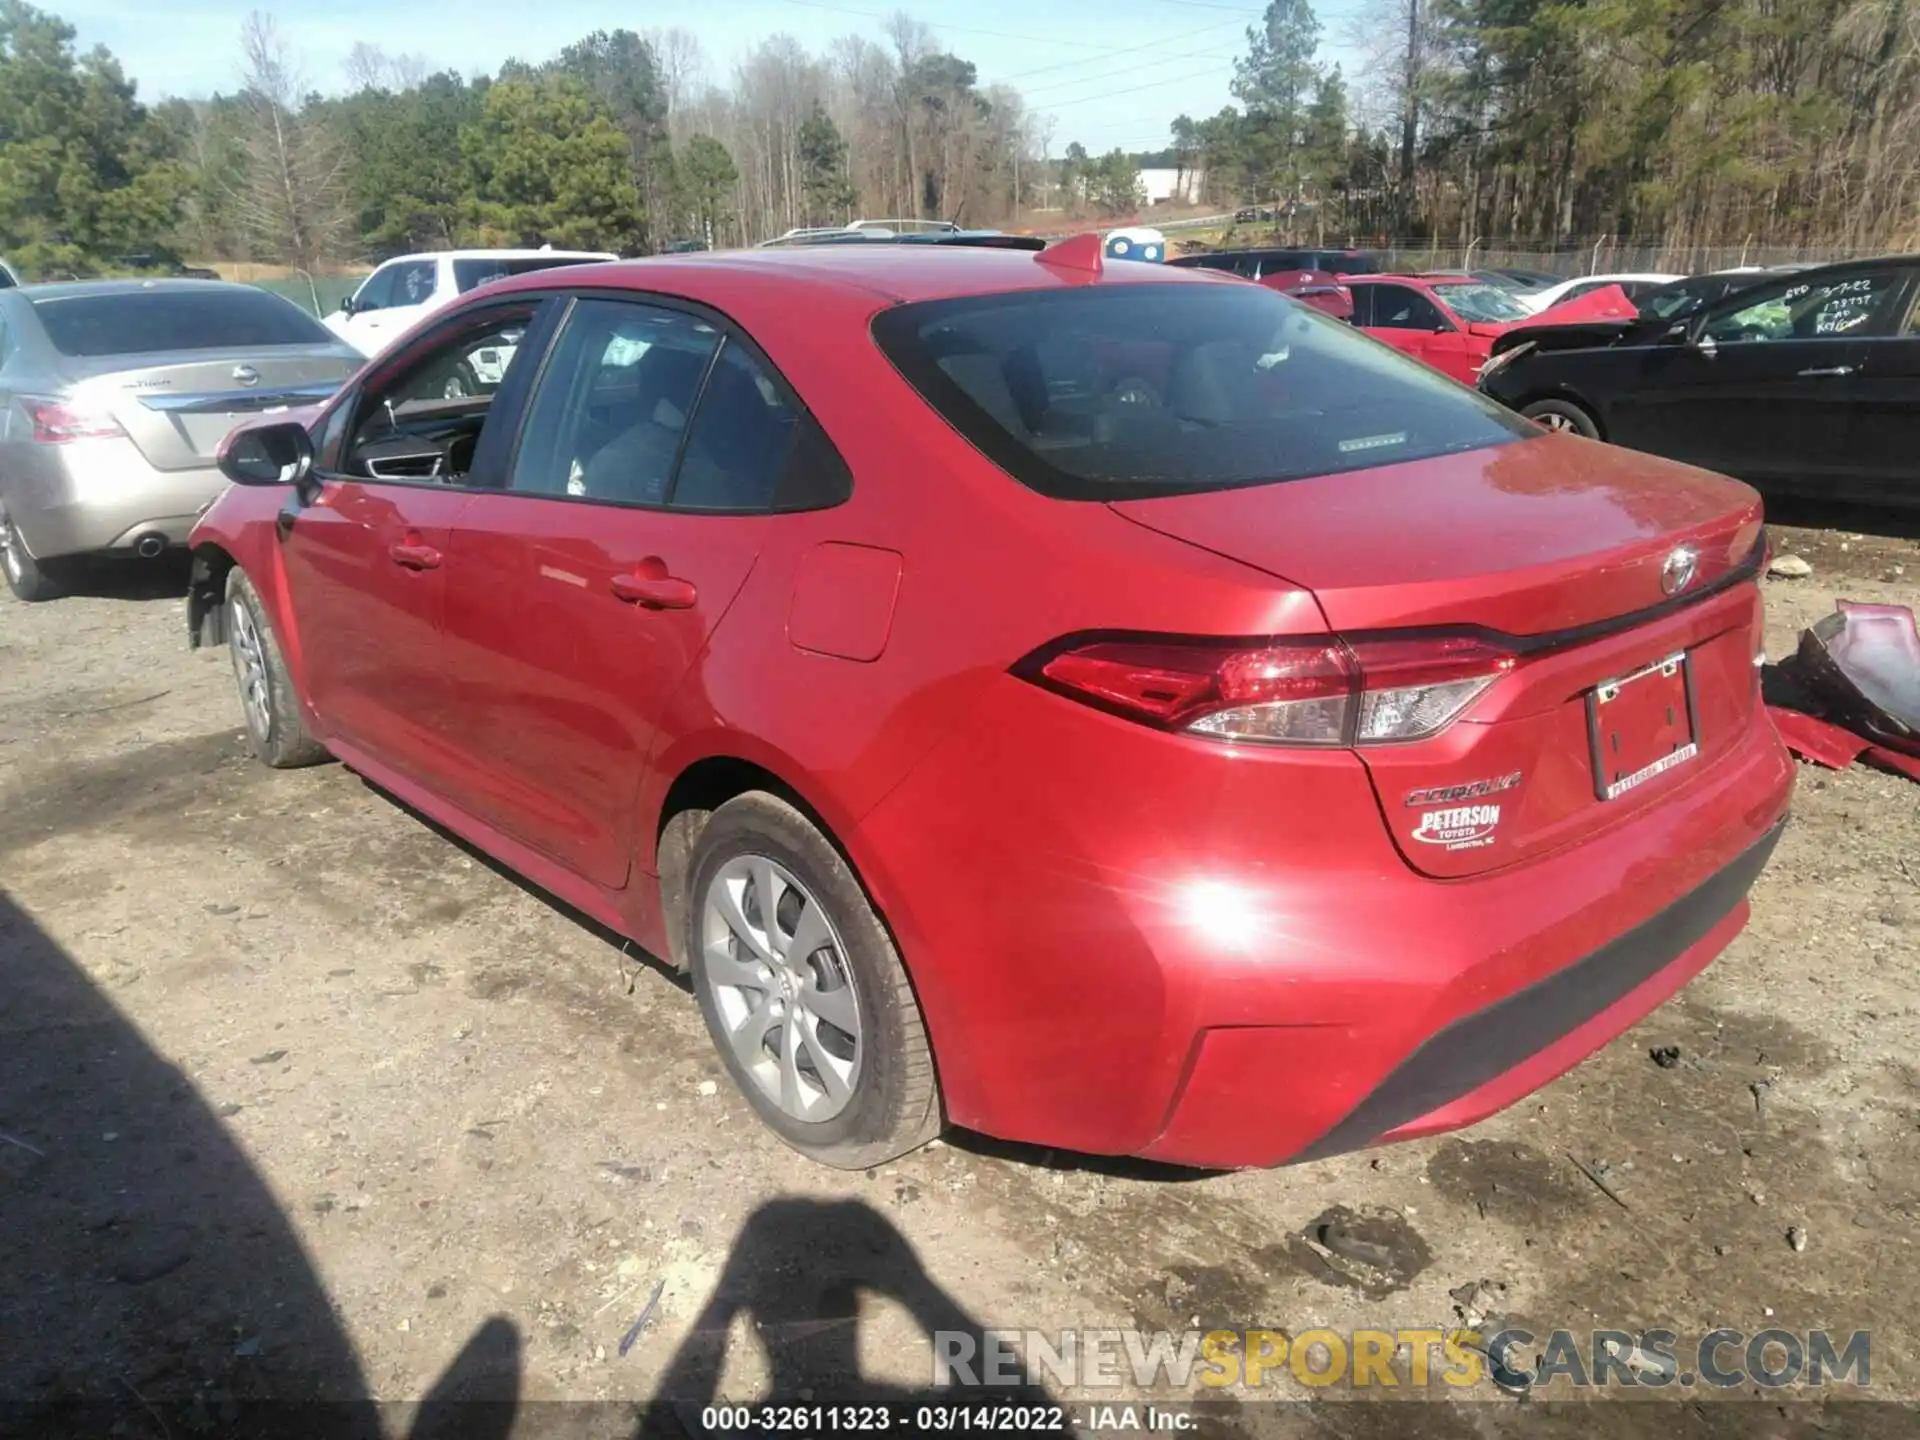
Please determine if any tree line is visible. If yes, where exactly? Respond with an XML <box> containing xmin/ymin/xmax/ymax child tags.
<box><xmin>1174</xmin><ymin>0</ymin><xmax>1920</xmax><ymax>254</ymax></box>
<box><xmin>0</xmin><ymin>1</ymin><xmax>1081</xmax><ymax>276</ymax></box>
<box><xmin>2</xmin><ymin>0</ymin><xmax>1917</xmax><ymax>278</ymax></box>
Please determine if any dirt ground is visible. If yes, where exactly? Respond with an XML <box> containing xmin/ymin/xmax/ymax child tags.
<box><xmin>2</xmin><ymin>514</ymin><xmax>1917</xmax><ymax>1439</ymax></box>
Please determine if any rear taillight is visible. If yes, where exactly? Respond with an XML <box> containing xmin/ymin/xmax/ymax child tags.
<box><xmin>1023</xmin><ymin>633</ymin><xmax>1515</xmax><ymax>747</ymax></box>
<box><xmin>24</xmin><ymin>397</ymin><xmax>124</xmax><ymax>444</ymax></box>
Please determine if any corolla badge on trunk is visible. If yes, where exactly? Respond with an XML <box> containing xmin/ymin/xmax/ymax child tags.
<box><xmin>1405</xmin><ymin>772</ymin><xmax>1522</xmax><ymax>807</ymax></box>
<box><xmin>1661</xmin><ymin>544</ymin><xmax>1699</xmax><ymax>596</ymax></box>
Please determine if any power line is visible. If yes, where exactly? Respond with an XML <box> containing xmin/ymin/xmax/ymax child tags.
<box><xmin>1039</xmin><ymin>63</ymin><xmax>1237</xmax><ymax>111</ymax></box>
<box><xmin>995</xmin><ymin>17</ymin><xmax>1246</xmax><ymax>83</ymax></box>
<box><xmin>1019</xmin><ymin>46</ymin><xmax>1239</xmax><ymax>99</ymax></box>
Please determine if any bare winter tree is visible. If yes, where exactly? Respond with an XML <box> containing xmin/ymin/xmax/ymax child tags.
<box><xmin>232</xmin><ymin>12</ymin><xmax>349</xmax><ymax>269</ymax></box>
<box><xmin>343</xmin><ymin>41</ymin><xmax>430</xmax><ymax>94</ymax></box>
<box><xmin>648</xmin><ymin>26</ymin><xmax>707</xmax><ymax>133</ymax></box>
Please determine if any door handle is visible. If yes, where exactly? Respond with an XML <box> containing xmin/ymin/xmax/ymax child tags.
<box><xmin>389</xmin><ymin>540</ymin><xmax>441</xmax><ymax>570</ymax></box>
<box><xmin>610</xmin><ymin>571</ymin><xmax>697</xmax><ymax>609</ymax></box>
<box><xmin>1797</xmin><ymin>365</ymin><xmax>1856</xmax><ymax>378</ymax></box>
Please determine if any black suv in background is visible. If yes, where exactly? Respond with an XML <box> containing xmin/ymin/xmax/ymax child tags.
<box><xmin>1169</xmin><ymin>248</ymin><xmax>1380</xmax><ymax>279</ymax></box>
<box><xmin>1479</xmin><ymin>256</ymin><xmax>1920</xmax><ymax>509</ymax></box>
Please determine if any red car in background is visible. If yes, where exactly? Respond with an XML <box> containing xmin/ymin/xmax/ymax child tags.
<box><xmin>191</xmin><ymin>239</ymin><xmax>1791</xmax><ymax>1171</ymax></box>
<box><xmin>1256</xmin><ymin>267</ymin><xmax>1355</xmax><ymax>321</ymax></box>
<box><xmin>1350</xmin><ymin>273</ymin><xmax>1645</xmax><ymax>383</ymax></box>
<box><xmin>1348</xmin><ymin>273</ymin><xmax>1538</xmax><ymax>383</ymax></box>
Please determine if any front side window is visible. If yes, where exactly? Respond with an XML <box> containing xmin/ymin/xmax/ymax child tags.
<box><xmin>1703</xmin><ymin>268</ymin><xmax>1908</xmax><ymax>343</ymax></box>
<box><xmin>1368</xmin><ymin>285</ymin><xmax>1450</xmax><ymax>331</ymax></box>
<box><xmin>1639</xmin><ymin>279</ymin><xmax>1713</xmax><ymax>322</ymax></box>
<box><xmin>507</xmin><ymin>299</ymin><xmax>719</xmax><ymax>505</ymax></box>
<box><xmin>342</xmin><ymin>305</ymin><xmax>541</xmax><ymax>483</ymax></box>
<box><xmin>873</xmin><ymin>281</ymin><xmax>1529</xmax><ymax>501</ymax></box>
<box><xmin>350</xmin><ymin>265</ymin><xmax>399</xmax><ymax>313</ymax></box>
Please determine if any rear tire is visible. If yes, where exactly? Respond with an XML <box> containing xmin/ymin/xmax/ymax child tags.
<box><xmin>686</xmin><ymin>792</ymin><xmax>941</xmax><ymax>1169</ymax></box>
<box><xmin>2</xmin><ymin>519</ymin><xmax>63</xmax><ymax>603</ymax></box>
<box><xmin>226</xmin><ymin>568</ymin><xmax>329</xmax><ymax>769</ymax></box>
<box><xmin>1522</xmin><ymin>398</ymin><xmax>1601</xmax><ymax>440</ymax></box>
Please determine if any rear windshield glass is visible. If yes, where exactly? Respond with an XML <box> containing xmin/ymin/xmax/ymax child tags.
<box><xmin>31</xmin><ymin>288</ymin><xmax>332</xmax><ymax>357</ymax></box>
<box><xmin>453</xmin><ymin>257</ymin><xmax>606</xmax><ymax>293</ymax></box>
<box><xmin>1431</xmin><ymin>281</ymin><xmax>1530</xmax><ymax>323</ymax></box>
<box><xmin>1314</xmin><ymin>252</ymin><xmax>1377</xmax><ymax>275</ymax></box>
<box><xmin>873</xmin><ymin>283</ymin><xmax>1529</xmax><ymax>500</ymax></box>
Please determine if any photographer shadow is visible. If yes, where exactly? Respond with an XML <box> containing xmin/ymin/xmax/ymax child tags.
<box><xmin>635</xmin><ymin>1197</ymin><xmax>1053</xmax><ymax>1438</ymax></box>
<box><xmin>0</xmin><ymin>887</ymin><xmax>521</xmax><ymax>1440</ymax></box>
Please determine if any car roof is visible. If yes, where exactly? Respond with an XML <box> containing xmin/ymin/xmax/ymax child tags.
<box><xmin>479</xmin><ymin>242</ymin><xmax>1227</xmax><ymax>308</ymax></box>
<box><xmin>15</xmin><ymin>277</ymin><xmax>253</xmax><ymax>301</ymax></box>
<box><xmin>1187</xmin><ymin>246</ymin><xmax>1365</xmax><ymax>258</ymax></box>
<box><xmin>383</xmin><ymin>249</ymin><xmax>618</xmax><ymax>263</ymax></box>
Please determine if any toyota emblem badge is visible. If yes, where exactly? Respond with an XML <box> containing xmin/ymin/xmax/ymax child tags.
<box><xmin>1661</xmin><ymin>544</ymin><xmax>1699</xmax><ymax>596</ymax></box>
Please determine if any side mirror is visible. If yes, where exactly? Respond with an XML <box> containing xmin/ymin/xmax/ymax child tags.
<box><xmin>341</xmin><ymin>293</ymin><xmax>360</xmax><ymax>316</ymax></box>
<box><xmin>219</xmin><ymin>420</ymin><xmax>314</xmax><ymax>488</ymax></box>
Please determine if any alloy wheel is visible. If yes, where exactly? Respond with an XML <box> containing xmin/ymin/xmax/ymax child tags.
<box><xmin>1</xmin><ymin>522</ymin><xmax>22</xmax><ymax>584</ymax></box>
<box><xmin>700</xmin><ymin>854</ymin><xmax>863</xmax><ymax>1122</ymax></box>
<box><xmin>1537</xmin><ymin>412</ymin><xmax>1577</xmax><ymax>433</ymax></box>
<box><xmin>229</xmin><ymin>597</ymin><xmax>273</xmax><ymax>741</ymax></box>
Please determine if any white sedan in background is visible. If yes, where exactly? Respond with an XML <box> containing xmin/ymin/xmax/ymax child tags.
<box><xmin>1520</xmin><ymin>271</ymin><xmax>1684</xmax><ymax>314</ymax></box>
<box><xmin>323</xmin><ymin>248</ymin><xmax>616</xmax><ymax>382</ymax></box>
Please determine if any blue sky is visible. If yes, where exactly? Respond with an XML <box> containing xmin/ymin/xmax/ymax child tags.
<box><xmin>58</xmin><ymin>0</ymin><xmax>1367</xmax><ymax>158</ymax></box>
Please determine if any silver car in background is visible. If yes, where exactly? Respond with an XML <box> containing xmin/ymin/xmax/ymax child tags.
<box><xmin>0</xmin><ymin>279</ymin><xmax>362</xmax><ymax>601</ymax></box>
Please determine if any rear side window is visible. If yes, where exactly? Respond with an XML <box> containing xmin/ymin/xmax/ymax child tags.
<box><xmin>30</xmin><ymin>288</ymin><xmax>334</xmax><ymax>357</ymax></box>
<box><xmin>872</xmin><ymin>282</ymin><xmax>1528</xmax><ymax>501</ymax></box>
<box><xmin>454</xmin><ymin>257</ymin><xmax>607</xmax><ymax>293</ymax></box>
<box><xmin>672</xmin><ymin>342</ymin><xmax>803</xmax><ymax>512</ymax></box>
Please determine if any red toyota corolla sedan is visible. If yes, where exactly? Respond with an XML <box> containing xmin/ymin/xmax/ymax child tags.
<box><xmin>190</xmin><ymin>238</ymin><xmax>1793</xmax><ymax>1170</ymax></box>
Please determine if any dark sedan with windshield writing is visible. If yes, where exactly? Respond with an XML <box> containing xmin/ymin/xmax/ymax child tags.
<box><xmin>1478</xmin><ymin>256</ymin><xmax>1920</xmax><ymax>507</ymax></box>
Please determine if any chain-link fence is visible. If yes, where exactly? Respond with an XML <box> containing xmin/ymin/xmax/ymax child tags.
<box><xmin>1373</xmin><ymin>239</ymin><xmax>1868</xmax><ymax>278</ymax></box>
<box><xmin>243</xmin><ymin>274</ymin><xmax>365</xmax><ymax>317</ymax></box>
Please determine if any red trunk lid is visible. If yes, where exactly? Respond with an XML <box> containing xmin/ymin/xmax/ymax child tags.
<box><xmin>1110</xmin><ymin>435</ymin><xmax>1767</xmax><ymax>877</ymax></box>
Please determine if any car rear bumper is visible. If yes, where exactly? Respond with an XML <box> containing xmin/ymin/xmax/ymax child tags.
<box><xmin>852</xmin><ymin>674</ymin><xmax>1794</xmax><ymax>1168</ymax></box>
<box><xmin>1152</xmin><ymin>817</ymin><xmax>1782</xmax><ymax>1166</ymax></box>
<box><xmin>0</xmin><ymin>438</ymin><xmax>226</xmax><ymax>557</ymax></box>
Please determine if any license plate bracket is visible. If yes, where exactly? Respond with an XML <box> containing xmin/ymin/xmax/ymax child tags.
<box><xmin>1586</xmin><ymin>650</ymin><xmax>1699</xmax><ymax>801</ymax></box>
